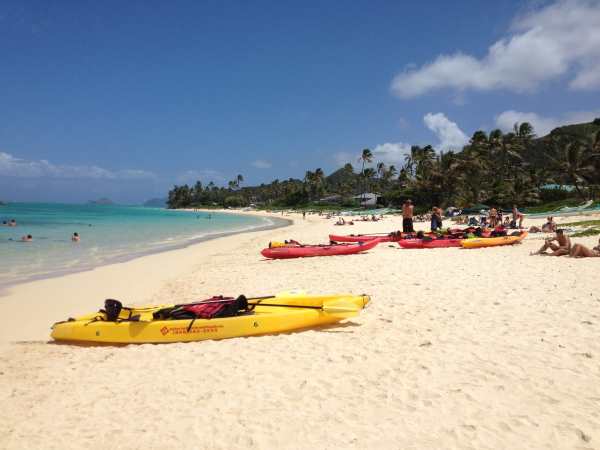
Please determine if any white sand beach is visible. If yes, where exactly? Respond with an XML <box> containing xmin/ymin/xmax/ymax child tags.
<box><xmin>1</xmin><ymin>211</ymin><xmax>599</xmax><ymax>449</ymax></box>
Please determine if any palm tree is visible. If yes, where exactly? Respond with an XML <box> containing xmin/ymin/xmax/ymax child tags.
<box><xmin>236</xmin><ymin>174</ymin><xmax>244</xmax><ymax>189</ymax></box>
<box><xmin>548</xmin><ymin>136</ymin><xmax>598</xmax><ymax>199</ymax></box>
<box><xmin>376</xmin><ymin>162</ymin><xmax>386</xmax><ymax>179</ymax></box>
<box><xmin>304</xmin><ymin>170</ymin><xmax>315</xmax><ymax>200</ymax></box>
<box><xmin>381</xmin><ymin>164</ymin><xmax>397</xmax><ymax>189</ymax></box>
<box><xmin>515</xmin><ymin>122</ymin><xmax>535</xmax><ymax>139</ymax></box>
<box><xmin>360</xmin><ymin>148</ymin><xmax>373</xmax><ymax>169</ymax></box>
<box><xmin>362</xmin><ymin>167</ymin><xmax>376</xmax><ymax>201</ymax></box>
<box><xmin>358</xmin><ymin>148</ymin><xmax>373</xmax><ymax>206</ymax></box>
<box><xmin>313</xmin><ymin>168</ymin><xmax>325</xmax><ymax>200</ymax></box>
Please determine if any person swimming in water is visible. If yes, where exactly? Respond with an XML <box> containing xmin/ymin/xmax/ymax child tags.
<box><xmin>21</xmin><ymin>234</ymin><xmax>32</xmax><ymax>242</ymax></box>
<box><xmin>72</xmin><ymin>232</ymin><xmax>80</xmax><ymax>242</ymax></box>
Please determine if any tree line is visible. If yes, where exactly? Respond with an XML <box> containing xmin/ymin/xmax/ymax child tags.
<box><xmin>167</xmin><ymin>119</ymin><xmax>600</xmax><ymax>210</ymax></box>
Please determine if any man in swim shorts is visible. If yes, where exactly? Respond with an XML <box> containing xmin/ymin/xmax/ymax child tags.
<box><xmin>531</xmin><ymin>229</ymin><xmax>571</xmax><ymax>256</ymax></box>
<box><xmin>402</xmin><ymin>199</ymin><xmax>414</xmax><ymax>233</ymax></box>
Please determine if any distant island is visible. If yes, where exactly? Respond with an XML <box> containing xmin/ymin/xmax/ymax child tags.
<box><xmin>143</xmin><ymin>198</ymin><xmax>167</xmax><ymax>208</ymax></box>
<box><xmin>87</xmin><ymin>198</ymin><xmax>114</xmax><ymax>205</ymax></box>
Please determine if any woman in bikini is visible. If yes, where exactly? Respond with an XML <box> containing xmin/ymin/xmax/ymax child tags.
<box><xmin>488</xmin><ymin>207</ymin><xmax>498</xmax><ymax>228</ymax></box>
<box><xmin>570</xmin><ymin>237</ymin><xmax>600</xmax><ymax>258</ymax></box>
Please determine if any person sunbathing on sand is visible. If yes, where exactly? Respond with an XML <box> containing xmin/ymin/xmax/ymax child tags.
<box><xmin>539</xmin><ymin>217</ymin><xmax>555</xmax><ymax>233</ymax></box>
<box><xmin>529</xmin><ymin>216</ymin><xmax>556</xmax><ymax>233</ymax></box>
<box><xmin>569</xmin><ymin>237</ymin><xmax>600</xmax><ymax>258</ymax></box>
<box><xmin>531</xmin><ymin>229</ymin><xmax>570</xmax><ymax>256</ymax></box>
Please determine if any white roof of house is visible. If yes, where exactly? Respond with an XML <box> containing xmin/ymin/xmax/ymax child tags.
<box><xmin>352</xmin><ymin>193</ymin><xmax>380</xmax><ymax>199</ymax></box>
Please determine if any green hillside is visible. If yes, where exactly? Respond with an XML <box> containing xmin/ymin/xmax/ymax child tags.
<box><xmin>167</xmin><ymin>119</ymin><xmax>600</xmax><ymax>210</ymax></box>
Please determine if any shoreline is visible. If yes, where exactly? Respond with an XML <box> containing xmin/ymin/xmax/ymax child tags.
<box><xmin>0</xmin><ymin>209</ymin><xmax>295</xmax><ymax>343</ymax></box>
<box><xmin>0</xmin><ymin>210</ymin><xmax>291</xmax><ymax>293</ymax></box>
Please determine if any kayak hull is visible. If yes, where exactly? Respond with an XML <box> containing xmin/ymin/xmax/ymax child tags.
<box><xmin>329</xmin><ymin>234</ymin><xmax>394</xmax><ymax>243</ymax></box>
<box><xmin>461</xmin><ymin>232</ymin><xmax>528</xmax><ymax>249</ymax></box>
<box><xmin>51</xmin><ymin>293</ymin><xmax>370</xmax><ymax>344</ymax></box>
<box><xmin>261</xmin><ymin>238</ymin><xmax>380</xmax><ymax>259</ymax></box>
<box><xmin>398</xmin><ymin>238</ymin><xmax>463</xmax><ymax>249</ymax></box>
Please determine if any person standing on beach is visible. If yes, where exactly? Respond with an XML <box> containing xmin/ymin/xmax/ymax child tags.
<box><xmin>402</xmin><ymin>200</ymin><xmax>414</xmax><ymax>233</ymax></box>
<box><xmin>488</xmin><ymin>207</ymin><xmax>498</xmax><ymax>227</ymax></box>
<box><xmin>430</xmin><ymin>207</ymin><xmax>442</xmax><ymax>232</ymax></box>
<box><xmin>512</xmin><ymin>205</ymin><xmax>524</xmax><ymax>228</ymax></box>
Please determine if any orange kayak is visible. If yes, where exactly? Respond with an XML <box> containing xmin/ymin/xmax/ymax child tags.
<box><xmin>461</xmin><ymin>231</ymin><xmax>528</xmax><ymax>249</ymax></box>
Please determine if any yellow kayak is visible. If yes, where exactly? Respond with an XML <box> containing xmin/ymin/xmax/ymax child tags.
<box><xmin>51</xmin><ymin>291</ymin><xmax>370</xmax><ymax>344</ymax></box>
<box><xmin>461</xmin><ymin>231</ymin><xmax>528</xmax><ymax>249</ymax></box>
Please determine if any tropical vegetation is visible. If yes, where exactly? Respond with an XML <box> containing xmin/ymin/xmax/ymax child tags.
<box><xmin>167</xmin><ymin>119</ymin><xmax>600</xmax><ymax>211</ymax></box>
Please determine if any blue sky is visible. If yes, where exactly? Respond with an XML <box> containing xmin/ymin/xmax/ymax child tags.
<box><xmin>1</xmin><ymin>0</ymin><xmax>599</xmax><ymax>203</ymax></box>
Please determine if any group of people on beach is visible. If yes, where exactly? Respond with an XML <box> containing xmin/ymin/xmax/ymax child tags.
<box><xmin>402</xmin><ymin>201</ymin><xmax>525</xmax><ymax>234</ymax></box>
<box><xmin>528</xmin><ymin>216</ymin><xmax>557</xmax><ymax>233</ymax></box>
<box><xmin>334</xmin><ymin>215</ymin><xmax>382</xmax><ymax>226</ymax></box>
<box><xmin>400</xmin><ymin>200</ymin><xmax>446</xmax><ymax>233</ymax></box>
<box><xmin>531</xmin><ymin>229</ymin><xmax>599</xmax><ymax>257</ymax></box>
<box><xmin>461</xmin><ymin>206</ymin><xmax>525</xmax><ymax>229</ymax></box>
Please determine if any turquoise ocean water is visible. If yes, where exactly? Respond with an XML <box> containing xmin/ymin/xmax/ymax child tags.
<box><xmin>0</xmin><ymin>203</ymin><xmax>284</xmax><ymax>288</ymax></box>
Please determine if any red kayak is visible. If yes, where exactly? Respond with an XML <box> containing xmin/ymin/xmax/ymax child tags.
<box><xmin>398</xmin><ymin>238</ymin><xmax>463</xmax><ymax>249</ymax></box>
<box><xmin>328</xmin><ymin>232</ymin><xmax>421</xmax><ymax>243</ymax></box>
<box><xmin>261</xmin><ymin>238</ymin><xmax>381</xmax><ymax>259</ymax></box>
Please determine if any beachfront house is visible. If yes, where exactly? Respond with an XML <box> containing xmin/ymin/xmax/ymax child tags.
<box><xmin>317</xmin><ymin>194</ymin><xmax>342</xmax><ymax>205</ymax></box>
<box><xmin>353</xmin><ymin>193</ymin><xmax>381</xmax><ymax>207</ymax></box>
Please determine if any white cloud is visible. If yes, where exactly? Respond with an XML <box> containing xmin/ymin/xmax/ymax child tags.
<box><xmin>117</xmin><ymin>169</ymin><xmax>156</xmax><ymax>180</ymax></box>
<box><xmin>333</xmin><ymin>151</ymin><xmax>355</xmax><ymax>167</ymax></box>
<box><xmin>372</xmin><ymin>142</ymin><xmax>412</xmax><ymax>165</ymax></box>
<box><xmin>495</xmin><ymin>109</ymin><xmax>600</xmax><ymax>136</ymax></box>
<box><xmin>333</xmin><ymin>142</ymin><xmax>412</xmax><ymax>168</ymax></box>
<box><xmin>423</xmin><ymin>113</ymin><xmax>469</xmax><ymax>151</ymax></box>
<box><xmin>251</xmin><ymin>159</ymin><xmax>272</xmax><ymax>169</ymax></box>
<box><xmin>391</xmin><ymin>0</ymin><xmax>600</xmax><ymax>98</ymax></box>
<box><xmin>0</xmin><ymin>152</ymin><xmax>155</xmax><ymax>180</ymax></box>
